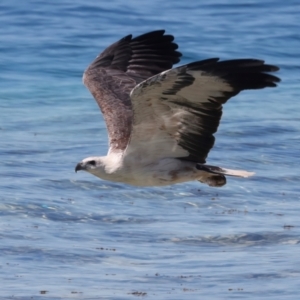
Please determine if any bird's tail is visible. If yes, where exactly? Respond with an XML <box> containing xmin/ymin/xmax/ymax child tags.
<box><xmin>196</xmin><ymin>164</ymin><xmax>255</xmax><ymax>178</ymax></box>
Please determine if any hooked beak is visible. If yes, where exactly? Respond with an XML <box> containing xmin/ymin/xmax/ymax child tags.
<box><xmin>75</xmin><ymin>162</ymin><xmax>84</xmax><ymax>173</ymax></box>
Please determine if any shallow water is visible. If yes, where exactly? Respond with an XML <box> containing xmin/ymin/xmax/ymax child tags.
<box><xmin>1</xmin><ymin>0</ymin><xmax>300</xmax><ymax>299</ymax></box>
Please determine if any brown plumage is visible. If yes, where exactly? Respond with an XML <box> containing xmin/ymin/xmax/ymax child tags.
<box><xmin>83</xmin><ymin>30</ymin><xmax>181</xmax><ymax>151</ymax></box>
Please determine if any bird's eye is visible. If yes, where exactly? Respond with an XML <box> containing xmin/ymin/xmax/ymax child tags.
<box><xmin>89</xmin><ymin>160</ymin><xmax>96</xmax><ymax>166</ymax></box>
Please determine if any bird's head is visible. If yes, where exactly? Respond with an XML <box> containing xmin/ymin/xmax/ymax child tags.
<box><xmin>75</xmin><ymin>156</ymin><xmax>107</xmax><ymax>177</ymax></box>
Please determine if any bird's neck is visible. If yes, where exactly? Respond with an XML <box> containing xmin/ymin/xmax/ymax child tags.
<box><xmin>103</xmin><ymin>151</ymin><xmax>123</xmax><ymax>174</ymax></box>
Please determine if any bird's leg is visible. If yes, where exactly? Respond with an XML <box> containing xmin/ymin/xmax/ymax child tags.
<box><xmin>198</xmin><ymin>174</ymin><xmax>227</xmax><ymax>187</ymax></box>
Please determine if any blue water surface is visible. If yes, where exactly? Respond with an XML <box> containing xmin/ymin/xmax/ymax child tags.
<box><xmin>1</xmin><ymin>0</ymin><xmax>300</xmax><ymax>299</ymax></box>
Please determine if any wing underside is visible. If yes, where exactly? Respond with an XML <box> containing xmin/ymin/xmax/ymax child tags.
<box><xmin>125</xmin><ymin>58</ymin><xmax>280</xmax><ymax>163</ymax></box>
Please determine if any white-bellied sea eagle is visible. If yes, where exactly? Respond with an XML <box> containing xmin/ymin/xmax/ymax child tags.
<box><xmin>75</xmin><ymin>30</ymin><xmax>280</xmax><ymax>187</ymax></box>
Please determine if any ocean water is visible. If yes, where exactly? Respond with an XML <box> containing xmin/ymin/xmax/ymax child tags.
<box><xmin>1</xmin><ymin>0</ymin><xmax>300</xmax><ymax>299</ymax></box>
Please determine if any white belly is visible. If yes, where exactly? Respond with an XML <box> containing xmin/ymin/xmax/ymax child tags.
<box><xmin>117</xmin><ymin>158</ymin><xmax>199</xmax><ymax>186</ymax></box>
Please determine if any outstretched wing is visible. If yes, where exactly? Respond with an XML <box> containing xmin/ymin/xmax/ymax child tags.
<box><xmin>83</xmin><ymin>30</ymin><xmax>181</xmax><ymax>152</ymax></box>
<box><xmin>124</xmin><ymin>59</ymin><xmax>280</xmax><ymax>163</ymax></box>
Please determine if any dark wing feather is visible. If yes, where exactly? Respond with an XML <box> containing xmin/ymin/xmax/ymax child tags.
<box><xmin>126</xmin><ymin>59</ymin><xmax>280</xmax><ymax>163</ymax></box>
<box><xmin>178</xmin><ymin>59</ymin><xmax>280</xmax><ymax>162</ymax></box>
<box><xmin>83</xmin><ymin>30</ymin><xmax>181</xmax><ymax>151</ymax></box>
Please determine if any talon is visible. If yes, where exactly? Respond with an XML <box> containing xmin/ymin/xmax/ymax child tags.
<box><xmin>199</xmin><ymin>175</ymin><xmax>226</xmax><ymax>187</ymax></box>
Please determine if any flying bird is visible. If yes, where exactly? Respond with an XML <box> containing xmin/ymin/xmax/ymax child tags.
<box><xmin>75</xmin><ymin>30</ymin><xmax>280</xmax><ymax>187</ymax></box>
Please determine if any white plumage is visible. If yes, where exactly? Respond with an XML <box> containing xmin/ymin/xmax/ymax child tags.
<box><xmin>75</xmin><ymin>30</ymin><xmax>280</xmax><ymax>187</ymax></box>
